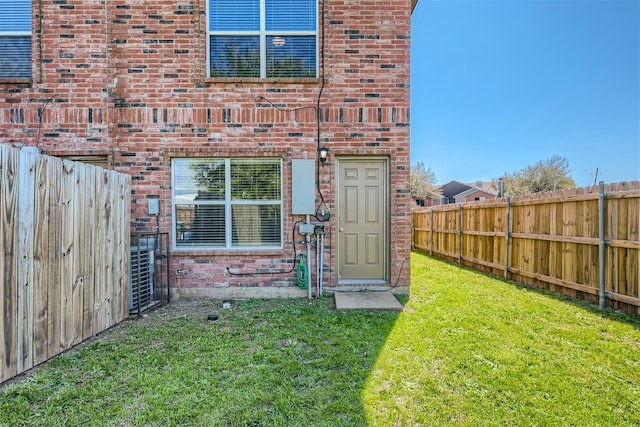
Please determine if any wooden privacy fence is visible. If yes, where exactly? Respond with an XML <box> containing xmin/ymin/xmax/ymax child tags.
<box><xmin>413</xmin><ymin>182</ymin><xmax>640</xmax><ymax>315</ymax></box>
<box><xmin>1</xmin><ymin>145</ymin><xmax>131</xmax><ymax>384</ymax></box>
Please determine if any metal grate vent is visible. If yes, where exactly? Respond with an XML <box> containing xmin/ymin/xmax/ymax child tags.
<box><xmin>130</xmin><ymin>247</ymin><xmax>154</xmax><ymax>311</ymax></box>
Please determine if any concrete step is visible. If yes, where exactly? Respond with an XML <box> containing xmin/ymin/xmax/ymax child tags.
<box><xmin>333</xmin><ymin>291</ymin><xmax>403</xmax><ymax>312</ymax></box>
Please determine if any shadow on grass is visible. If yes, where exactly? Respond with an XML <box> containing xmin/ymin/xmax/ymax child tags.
<box><xmin>0</xmin><ymin>297</ymin><xmax>401</xmax><ymax>426</ymax></box>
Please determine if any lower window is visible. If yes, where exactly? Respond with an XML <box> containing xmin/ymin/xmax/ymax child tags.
<box><xmin>172</xmin><ymin>158</ymin><xmax>282</xmax><ymax>250</ymax></box>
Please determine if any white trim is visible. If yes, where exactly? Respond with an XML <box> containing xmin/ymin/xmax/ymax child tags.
<box><xmin>206</xmin><ymin>0</ymin><xmax>318</xmax><ymax>78</ymax></box>
<box><xmin>335</xmin><ymin>156</ymin><xmax>390</xmax><ymax>284</ymax></box>
<box><xmin>0</xmin><ymin>32</ymin><xmax>31</xmax><ymax>36</ymax></box>
<box><xmin>259</xmin><ymin>0</ymin><xmax>266</xmax><ymax>77</ymax></box>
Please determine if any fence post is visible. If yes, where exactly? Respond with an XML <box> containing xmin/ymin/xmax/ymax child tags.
<box><xmin>504</xmin><ymin>195</ymin><xmax>511</xmax><ymax>279</ymax></box>
<box><xmin>458</xmin><ymin>204</ymin><xmax>462</xmax><ymax>265</ymax></box>
<box><xmin>429</xmin><ymin>208</ymin><xmax>433</xmax><ymax>256</ymax></box>
<box><xmin>598</xmin><ymin>181</ymin><xmax>606</xmax><ymax>309</ymax></box>
<box><xmin>411</xmin><ymin>212</ymin><xmax>414</xmax><ymax>251</ymax></box>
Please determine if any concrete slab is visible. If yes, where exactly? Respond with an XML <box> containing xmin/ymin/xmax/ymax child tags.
<box><xmin>333</xmin><ymin>291</ymin><xmax>404</xmax><ymax>312</ymax></box>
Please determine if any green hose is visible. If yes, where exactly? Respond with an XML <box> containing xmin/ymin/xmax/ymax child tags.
<box><xmin>296</xmin><ymin>254</ymin><xmax>308</xmax><ymax>289</ymax></box>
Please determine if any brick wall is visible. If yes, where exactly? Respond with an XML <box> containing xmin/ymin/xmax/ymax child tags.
<box><xmin>464</xmin><ymin>190</ymin><xmax>497</xmax><ymax>202</ymax></box>
<box><xmin>0</xmin><ymin>0</ymin><xmax>412</xmax><ymax>295</ymax></box>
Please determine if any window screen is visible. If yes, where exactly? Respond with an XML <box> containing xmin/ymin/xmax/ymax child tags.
<box><xmin>172</xmin><ymin>158</ymin><xmax>282</xmax><ymax>250</ymax></box>
<box><xmin>0</xmin><ymin>0</ymin><xmax>32</xmax><ymax>79</ymax></box>
<box><xmin>208</xmin><ymin>0</ymin><xmax>317</xmax><ymax>78</ymax></box>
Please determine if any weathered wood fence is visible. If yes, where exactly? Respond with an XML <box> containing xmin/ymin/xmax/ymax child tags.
<box><xmin>1</xmin><ymin>145</ymin><xmax>131</xmax><ymax>384</ymax></box>
<box><xmin>413</xmin><ymin>182</ymin><xmax>640</xmax><ymax>315</ymax></box>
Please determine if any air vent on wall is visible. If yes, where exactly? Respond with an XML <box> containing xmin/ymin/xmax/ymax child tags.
<box><xmin>130</xmin><ymin>246</ymin><xmax>154</xmax><ymax>311</ymax></box>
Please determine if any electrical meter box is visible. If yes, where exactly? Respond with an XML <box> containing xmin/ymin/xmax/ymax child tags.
<box><xmin>291</xmin><ymin>160</ymin><xmax>316</xmax><ymax>215</ymax></box>
<box><xmin>148</xmin><ymin>199</ymin><xmax>160</xmax><ymax>215</ymax></box>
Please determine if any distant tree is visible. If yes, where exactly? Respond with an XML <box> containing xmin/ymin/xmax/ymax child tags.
<box><xmin>411</xmin><ymin>162</ymin><xmax>441</xmax><ymax>199</ymax></box>
<box><xmin>500</xmin><ymin>155</ymin><xmax>576</xmax><ymax>196</ymax></box>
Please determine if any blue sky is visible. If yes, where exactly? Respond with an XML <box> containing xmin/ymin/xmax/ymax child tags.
<box><xmin>410</xmin><ymin>0</ymin><xmax>640</xmax><ymax>187</ymax></box>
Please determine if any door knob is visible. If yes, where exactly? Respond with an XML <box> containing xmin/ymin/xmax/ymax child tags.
<box><xmin>339</xmin><ymin>227</ymin><xmax>344</xmax><ymax>232</ymax></box>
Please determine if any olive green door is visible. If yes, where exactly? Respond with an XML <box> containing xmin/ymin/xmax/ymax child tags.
<box><xmin>337</xmin><ymin>159</ymin><xmax>387</xmax><ymax>281</ymax></box>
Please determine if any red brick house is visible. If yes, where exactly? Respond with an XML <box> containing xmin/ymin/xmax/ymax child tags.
<box><xmin>435</xmin><ymin>180</ymin><xmax>499</xmax><ymax>205</ymax></box>
<box><xmin>1</xmin><ymin>0</ymin><xmax>415</xmax><ymax>299</ymax></box>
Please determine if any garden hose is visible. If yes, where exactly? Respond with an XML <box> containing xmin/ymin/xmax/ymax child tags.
<box><xmin>296</xmin><ymin>254</ymin><xmax>308</xmax><ymax>289</ymax></box>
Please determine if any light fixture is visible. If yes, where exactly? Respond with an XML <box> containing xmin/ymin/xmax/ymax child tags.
<box><xmin>319</xmin><ymin>146</ymin><xmax>329</xmax><ymax>164</ymax></box>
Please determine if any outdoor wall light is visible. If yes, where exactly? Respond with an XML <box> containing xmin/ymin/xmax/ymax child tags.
<box><xmin>319</xmin><ymin>146</ymin><xmax>329</xmax><ymax>164</ymax></box>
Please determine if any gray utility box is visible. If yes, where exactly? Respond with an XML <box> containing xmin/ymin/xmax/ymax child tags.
<box><xmin>291</xmin><ymin>159</ymin><xmax>316</xmax><ymax>215</ymax></box>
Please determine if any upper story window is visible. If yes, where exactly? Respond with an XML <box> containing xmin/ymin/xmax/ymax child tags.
<box><xmin>0</xmin><ymin>0</ymin><xmax>32</xmax><ymax>79</ymax></box>
<box><xmin>207</xmin><ymin>0</ymin><xmax>317</xmax><ymax>78</ymax></box>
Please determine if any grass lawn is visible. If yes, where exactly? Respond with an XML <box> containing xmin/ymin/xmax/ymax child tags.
<box><xmin>1</xmin><ymin>252</ymin><xmax>639</xmax><ymax>426</ymax></box>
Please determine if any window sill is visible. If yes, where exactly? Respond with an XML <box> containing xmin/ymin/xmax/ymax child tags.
<box><xmin>203</xmin><ymin>77</ymin><xmax>320</xmax><ymax>86</ymax></box>
<box><xmin>170</xmin><ymin>248</ymin><xmax>285</xmax><ymax>257</ymax></box>
<box><xmin>0</xmin><ymin>78</ymin><xmax>31</xmax><ymax>87</ymax></box>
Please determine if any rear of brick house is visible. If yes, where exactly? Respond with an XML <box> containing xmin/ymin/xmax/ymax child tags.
<box><xmin>1</xmin><ymin>0</ymin><xmax>414</xmax><ymax>298</ymax></box>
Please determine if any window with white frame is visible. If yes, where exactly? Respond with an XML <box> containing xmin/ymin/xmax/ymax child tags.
<box><xmin>0</xmin><ymin>0</ymin><xmax>32</xmax><ymax>79</ymax></box>
<box><xmin>172</xmin><ymin>158</ymin><xmax>282</xmax><ymax>250</ymax></box>
<box><xmin>207</xmin><ymin>0</ymin><xmax>317</xmax><ymax>78</ymax></box>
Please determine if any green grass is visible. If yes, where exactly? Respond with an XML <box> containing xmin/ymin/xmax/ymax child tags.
<box><xmin>363</xmin><ymin>253</ymin><xmax>640</xmax><ymax>426</ymax></box>
<box><xmin>1</xmin><ymin>252</ymin><xmax>639</xmax><ymax>426</ymax></box>
<box><xmin>0</xmin><ymin>299</ymin><xmax>397</xmax><ymax>426</ymax></box>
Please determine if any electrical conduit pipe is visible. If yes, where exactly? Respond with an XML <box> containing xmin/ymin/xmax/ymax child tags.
<box><xmin>316</xmin><ymin>233</ymin><xmax>322</xmax><ymax>299</ymax></box>
<box><xmin>315</xmin><ymin>231</ymin><xmax>325</xmax><ymax>298</ymax></box>
<box><xmin>319</xmin><ymin>232</ymin><xmax>324</xmax><ymax>296</ymax></box>
<box><xmin>306</xmin><ymin>215</ymin><xmax>312</xmax><ymax>299</ymax></box>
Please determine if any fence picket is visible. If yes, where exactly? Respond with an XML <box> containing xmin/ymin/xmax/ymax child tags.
<box><xmin>72</xmin><ymin>162</ymin><xmax>85</xmax><ymax>347</ymax></box>
<box><xmin>82</xmin><ymin>166</ymin><xmax>97</xmax><ymax>339</ymax></box>
<box><xmin>33</xmin><ymin>155</ymin><xmax>51</xmax><ymax>365</ymax></box>
<box><xmin>46</xmin><ymin>158</ymin><xmax>62</xmax><ymax>363</ymax></box>
<box><xmin>629</xmin><ymin>182</ymin><xmax>640</xmax><ymax>302</ymax></box>
<box><xmin>17</xmin><ymin>150</ymin><xmax>36</xmax><ymax>372</ymax></box>
<box><xmin>59</xmin><ymin>160</ymin><xmax>75</xmax><ymax>351</ymax></box>
<box><xmin>96</xmin><ymin>170</ymin><xmax>112</xmax><ymax>331</ymax></box>
<box><xmin>1</xmin><ymin>147</ymin><xmax>19</xmax><ymax>381</ymax></box>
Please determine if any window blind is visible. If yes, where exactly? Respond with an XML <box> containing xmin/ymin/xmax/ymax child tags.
<box><xmin>209</xmin><ymin>0</ymin><xmax>260</xmax><ymax>31</ymax></box>
<box><xmin>0</xmin><ymin>0</ymin><xmax>32</xmax><ymax>78</ymax></box>
<box><xmin>0</xmin><ymin>37</ymin><xmax>31</xmax><ymax>78</ymax></box>
<box><xmin>266</xmin><ymin>36</ymin><xmax>315</xmax><ymax>77</ymax></box>
<box><xmin>266</xmin><ymin>0</ymin><xmax>315</xmax><ymax>31</ymax></box>
<box><xmin>209</xmin><ymin>36</ymin><xmax>260</xmax><ymax>78</ymax></box>
<box><xmin>0</xmin><ymin>0</ymin><xmax>31</xmax><ymax>32</ymax></box>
